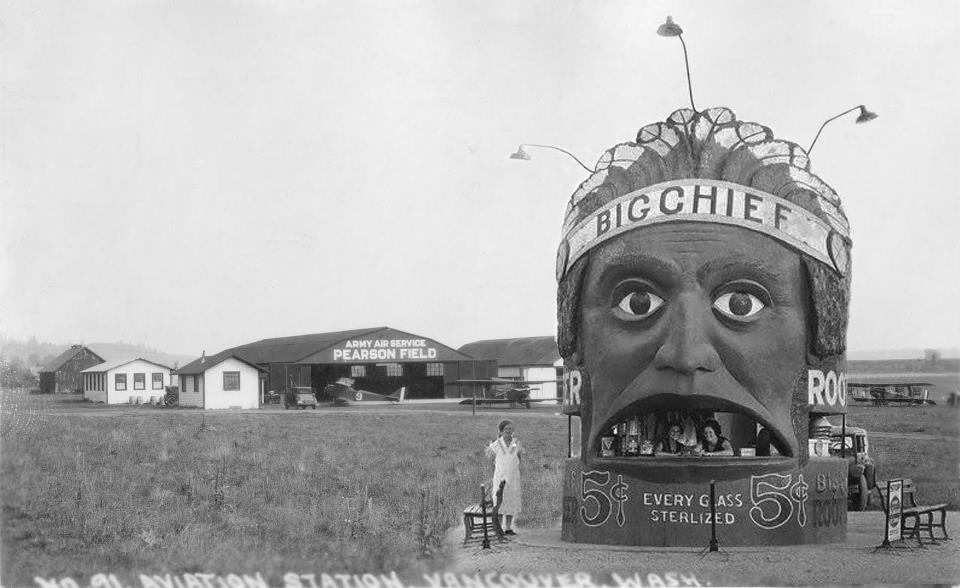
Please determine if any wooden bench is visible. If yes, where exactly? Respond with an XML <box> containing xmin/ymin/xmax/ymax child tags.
<box><xmin>875</xmin><ymin>478</ymin><xmax>950</xmax><ymax>544</ymax></box>
<box><xmin>462</xmin><ymin>480</ymin><xmax>507</xmax><ymax>546</ymax></box>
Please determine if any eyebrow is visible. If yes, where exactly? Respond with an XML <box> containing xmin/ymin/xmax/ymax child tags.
<box><xmin>594</xmin><ymin>251</ymin><xmax>683</xmax><ymax>284</ymax></box>
<box><xmin>695</xmin><ymin>256</ymin><xmax>787</xmax><ymax>286</ymax></box>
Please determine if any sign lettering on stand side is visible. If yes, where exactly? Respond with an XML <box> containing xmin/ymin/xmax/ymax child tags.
<box><xmin>886</xmin><ymin>479</ymin><xmax>903</xmax><ymax>542</ymax></box>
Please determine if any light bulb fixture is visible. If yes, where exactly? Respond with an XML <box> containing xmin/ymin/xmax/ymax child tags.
<box><xmin>508</xmin><ymin>144</ymin><xmax>594</xmax><ymax>173</ymax></box>
<box><xmin>657</xmin><ymin>16</ymin><xmax>683</xmax><ymax>37</ymax></box>
<box><xmin>509</xmin><ymin>146</ymin><xmax>531</xmax><ymax>161</ymax></box>
<box><xmin>656</xmin><ymin>16</ymin><xmax>696</xmax><ymax>112</ymax></box>
<box><xmin>807</xmin><ymin>105</ymin><xmax>878</xmax><ymax>155</ymax></box>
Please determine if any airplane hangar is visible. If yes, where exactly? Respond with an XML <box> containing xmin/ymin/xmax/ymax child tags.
<box><xmin>188</xmin><ymin>326</ymin><xmax>495</xmax><ymax>401</ymax></box>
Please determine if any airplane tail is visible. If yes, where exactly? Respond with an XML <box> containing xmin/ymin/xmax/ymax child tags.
<box><xmin>387</xmin><ymin>387</ymin><xmax>406</xmax><ymax>403</ymax></box>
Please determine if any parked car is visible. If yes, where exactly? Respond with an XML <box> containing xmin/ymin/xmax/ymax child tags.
<box><xmin>284</xmin><ymin>386</ymin><xmax>318</xmax><ymax>410</ymax></box>
<box><xmin>829</xmin><ymin>425</ymin><xmax>876</xmax><ymax>511</ymax></box>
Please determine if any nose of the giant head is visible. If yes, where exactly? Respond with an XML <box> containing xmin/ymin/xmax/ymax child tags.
<box><xmin>651</xmin><ymin>291</ymin><xmax>721</xmax><ymax>376</ymax></box>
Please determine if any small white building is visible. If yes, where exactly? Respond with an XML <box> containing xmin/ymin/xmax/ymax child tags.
<box><xmin>81</xmin><ymin>358</ymin><xmax>172</xmax><ymax>404</ymax></box>
<box><xmin>458</xmin><ymin>336</ymin><xmax>563</xmax><ymax>402</ymax></box>
<box><xmin>177</xmin><ymin>353</ymin><xmax>265</xmax><ymax>409</ymax></box>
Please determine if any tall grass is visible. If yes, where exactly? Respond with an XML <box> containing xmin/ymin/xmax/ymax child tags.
<box><xmin>1</xmin><ymin>405</ymin><xmax>567</xmax><ymax>586</ymax></box>
<box><xmin>4</xmin><ymin>394</ymin><xmax>956</xmax><ymax>586</ymax></box>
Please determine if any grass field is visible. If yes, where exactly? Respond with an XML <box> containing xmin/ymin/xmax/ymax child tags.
<box><xmin>1</xmin><ymin>393</ymin><xmax>570</xmax><ymax>586</ymax></box>
<box><xmin>842</xmin><ymin>404</ymin><xmax>960</xmax><ymax>509</ymax></box>
<box><xmin>1</xmin><ymin>390</ymin><xmax>957</xmax><ymax>587</ymax></box>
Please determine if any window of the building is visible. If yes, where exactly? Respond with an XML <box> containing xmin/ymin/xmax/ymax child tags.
<box><xmin>134</xmin><ymin>373</ymin><xmax>145</xmax><ymax>390</ymax></box>
<box><xmin>115</xmin><ymin>374</ymin><xmax>127</xmax><ymax>391</ymax></box>
<box><xmin>426</xmin><ymin>362</ymin><xmax>444</xmax><ymax>377</ymax></box>
<box><xmin>223</xmin><ymin>371</ymin><xmax>240</xmax><ymax>391</ymax></box>
<box><xmin>350</xmin><ymin>365</ymin><xmax>366</xmax><ymax>378</ymax></box>
<box><xmin>184</xmin><ymin>375</ymin><xmax>194</xmax><ymax>393</ymax></box>
<box><xmin>378</xmin><ymin>363</ymin><xmax>402</xmax><ymax>377</ymax></box>
<box><xmin>152</xmin><ymin>373</ymin><xmax>163</xmax><ymax>389</ymax></box>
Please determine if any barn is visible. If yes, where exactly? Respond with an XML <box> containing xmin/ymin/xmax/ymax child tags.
<box><xmin>81</xmin><ymin>358</ymin><xmax>172</xmax><ymax>404</ymax></box>
<box><xmin>457</xmin><ymin>336</ymin><xmax>562</xmax><ymax>402</ymax></box>
<box><xmin>182</xmin><ymin>327</ymin><xmax>495</xmax><ymax>408</ymax></box>
<box><xmin>39</xmin><ymin>345</ymin><xmax>105</xmax><ymax>394</ymax></box>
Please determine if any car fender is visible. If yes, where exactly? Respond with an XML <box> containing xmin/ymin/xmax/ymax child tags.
<box><xmin>864</xmin><ymin>462</ymin><xmax>876</xmax><ymax>489</ymax></box>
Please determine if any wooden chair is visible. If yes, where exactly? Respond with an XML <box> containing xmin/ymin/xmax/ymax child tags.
<box><xmin>462</xmin><ymin>480</ymin><xmax>507</xmax><ymax>546</ymax></box>
<box><xmin>875</xmin><ymin>478</ymin><xmax>950</xmax><ymax>545</ymax></box>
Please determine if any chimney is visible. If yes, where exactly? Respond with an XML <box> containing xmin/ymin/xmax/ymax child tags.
<box><xmin>200</xmin><ymin>350</ymin><xmax>206</xmax><ymax>364</ymax></box>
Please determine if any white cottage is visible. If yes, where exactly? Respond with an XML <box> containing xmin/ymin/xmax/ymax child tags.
<box><xmin>177</xmin><ymin>353</ymin><xmax>265</xmax><ymax>409</ymax></box>
<box><xmin>81</xmin><ymin>358</ymin><xmax>172</xmax><ymax>404</ymax></box>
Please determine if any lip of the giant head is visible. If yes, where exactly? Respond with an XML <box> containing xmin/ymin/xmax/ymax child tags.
<box><xmin>589</xmin><ymin>381</ymin><xmax>800</xmax><ymax>472</ymax></box>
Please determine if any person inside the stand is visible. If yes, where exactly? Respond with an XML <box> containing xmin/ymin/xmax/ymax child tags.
<box><xmin>654</xmin><ymin>423</ymin><xmax>686</xmax><ymax>455</ymax></box>
<box><xmin>700</xmin><ymin>419</ymin><xmax>735</xmax><ymax>456</ymax></box>
<box><xmin>485</xmin><ymin>419</ymin><xmax>522</xmax><ymax>535</ymax></box>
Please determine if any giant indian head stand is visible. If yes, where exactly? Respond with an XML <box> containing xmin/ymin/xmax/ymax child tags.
<box><xmin>555</xmin><ymin>101</ymin><xmax>856</xmax><ymax>544</ymax></box>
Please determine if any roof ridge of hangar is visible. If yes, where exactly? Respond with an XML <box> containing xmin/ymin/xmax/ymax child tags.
<box><xmin>467</xmin><ymin>335</ymin><xmax>556</xmax><ymax>344</ymax></box>
<box><xmin>244</xmin><ymin>326</ymin><xmax>388</xmax><ymax>347</ymax></box>
<box><xmin>200</xmin><ymin>327</ymin><xmax>475</xmax><ymax>366</ymax></box>
<box><xmin>287</xmin><ymin>327</ymin><xmax>389</xmax><ymax>362</ymax></box>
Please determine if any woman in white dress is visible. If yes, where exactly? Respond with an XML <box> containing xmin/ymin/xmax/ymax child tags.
<box><xmin>485</xmin><ymin>419</ymin><xmax>522</xmax><ymax>535</ymax></box>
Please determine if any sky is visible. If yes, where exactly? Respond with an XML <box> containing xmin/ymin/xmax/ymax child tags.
<box><xmin>2</xmin><ymin>0</ymin><xmax>958</xmax><ymax>358</ymax></box>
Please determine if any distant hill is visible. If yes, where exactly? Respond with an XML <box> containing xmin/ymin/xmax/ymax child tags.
<box><xmin>847</xmin><ymin>358</ymin><xmax>960</xmax><ymax>374</ymax></box>
<box><xmin>84</xmin><ymin>343</ymin><xmax>196</xmax><ymax>370</ymax></box>
<box><xmin>0</xmin><ymin>335</ymin><xmax>195</xmax><ymax>370</ymax></box>
<box><xmin>848</xmin><ymin>348</ymin><xmax>960</xmax><ymax>361</ymax></box>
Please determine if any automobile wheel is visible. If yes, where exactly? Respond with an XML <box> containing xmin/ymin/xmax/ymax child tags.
<box><xmin>311</xmin><ymin>405</ymin><xmax>316</xmax><ymax>410</ymax></box>
<box><xmin>851</xmin><ymin>475</ymin><xmax>868</xmax><ymax>511</ymax></box>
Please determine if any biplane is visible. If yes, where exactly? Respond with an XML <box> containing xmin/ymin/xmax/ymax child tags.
<box><xmin>322</xmin><ymin>377</ymin><xmax>406</xmax><ymax>406</ymax></box>
<box><xmin>847</xmin><ymin>382</ymin><xmax>936</xmax><ymax>406</ymax></box>
<box><xmin>449</xmin><ymin>377</ymin><xmax>561</xmax><ymax>409</ymax></box>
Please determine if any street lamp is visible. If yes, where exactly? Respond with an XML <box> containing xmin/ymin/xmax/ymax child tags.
<box><xmin>657</xmin><ymin>16</ymin><xmax>697</xmax><ymax>112</ymax></box>
<box><xmin>807</xmin><ymin>105</ymin><xmax>878</xmax><ymax>155</ymax></box>
<box><xmin>509</xmin><ymin>144</ymin><xmax>594</xmax><ymax>174</ymax></box>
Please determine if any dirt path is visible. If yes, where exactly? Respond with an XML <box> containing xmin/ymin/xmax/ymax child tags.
<box><xmin>446</xmin><ymin>513</ymin><xmax>960</xmax><ymax>586</ymax></box>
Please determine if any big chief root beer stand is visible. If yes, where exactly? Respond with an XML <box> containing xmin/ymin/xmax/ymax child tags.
<box><xmin>546</xmin><ymin>17</ymin><xmax>871</xmax><ymax>548</ymax></box>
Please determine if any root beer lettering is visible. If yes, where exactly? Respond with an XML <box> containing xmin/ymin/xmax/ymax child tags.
<box><xmin>807</xmin><ymin>369</ymin><xmax>846</xmax><ymax>408</ymax></box>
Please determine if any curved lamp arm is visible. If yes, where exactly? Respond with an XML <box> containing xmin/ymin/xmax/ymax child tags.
<box><xmin>510</xmin><ymin>143</ymin><xmax>594</xmax><ymax>174</ymax></box>
<box><xmin>807</xmin><ymin>105</ymin><xmax>878</xmax><ymax>155</ymax></box>
<box><xmin>676</xmin><ymin>34</ymin><xmax>696</xmax><ymax>112</ymax></box>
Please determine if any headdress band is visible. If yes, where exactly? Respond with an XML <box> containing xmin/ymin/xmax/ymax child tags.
<box><xmin>556</xmin><ymin>179</ymin><xmax>850</xmax><ymax>281</ymax></box>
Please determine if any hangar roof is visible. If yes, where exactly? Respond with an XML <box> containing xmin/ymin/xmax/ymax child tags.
<box><xmin>179</xmin><ymin>327</ymin><xmax>474</xmax><ymax>373</ymax></box>
<box><xmin>458</xmin><ymin>336</ymin><xmax>559</xmax><ymax>367</ymax></box>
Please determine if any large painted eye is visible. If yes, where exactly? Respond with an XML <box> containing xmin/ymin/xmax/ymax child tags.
<box><xmin>713</xmin><ymin>291</ymin><xmax>765</xmax><ymax>320</ymax></box>
<box><xmin>616</xmin><ymin>289</ymin><xmax>665</xmax><ymax>318</ymax></box>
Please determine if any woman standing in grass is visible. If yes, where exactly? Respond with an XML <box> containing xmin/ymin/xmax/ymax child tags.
<box><xmin>485</xmin><ymin>419</ymin><xmax>522</xmax><ymax>535</ymax></box>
